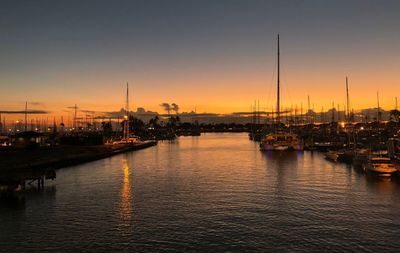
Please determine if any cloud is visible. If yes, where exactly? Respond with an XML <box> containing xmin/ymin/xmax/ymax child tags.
<box><xmin>0</xmin><ymin>110</ymin><xmax>49</xmax><ymax>114</ymax></box>
<box><xmin>103</xmin><ymin>108</ymin><xmax>158</xmax><ymax>118</ymax></box>
<box><xmin>66</xmin><ymin>106</ymin><xmax>80</xmax><ymax>110</ymax></box>
<box><xmin>80</xmin><ymin>110</ymin><xmax>95</xmax><ymax>114</ymax></box>
<box><xmin>160</xmin><ymin>102</ymin><xmax>180</xmax><ymax>114</ymax></box>
<box><xmin>29</xmin><ymin>102</ymin><xmax>45</xmax><ymax>107</ymax></box>
<box><xmin>65</xmin><ymin>106</ymin><xmax>96</xmax><ymax>114</ymax></box>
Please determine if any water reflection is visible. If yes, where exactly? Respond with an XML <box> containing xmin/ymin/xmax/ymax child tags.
<box><xmin>118</xmin><ymin>157</ymin><xmax>132</xmax><ymax>234</ymax></box>
<box><xmin>262</xmin><ymin>151</ymin><xmax>299</xmax><ymax>201</ymax></box>
<box><xmin>0</xmin><ymin>185</ymin><xmax>57</xmax><ymax>211</ymax></box>
<box><xmin>262</xmin><ymin>150</ymin><xmax>298</xmax><ymax>163</ymax></box>
<box><xmin>1</xmin><ymin>133</ymin><xmax>400</xmax><ymax>252</ymax></box>
<box><xmin>365</xmin><ymin>175</ymin><xmax>400</xmax><ymax>193</ymax></box>
<box><xmin>0</xmin><ymin>192</ymin><xmax>26</xmax><ymax>210</ymax></box>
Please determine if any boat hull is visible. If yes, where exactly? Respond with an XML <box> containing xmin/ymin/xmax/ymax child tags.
<box><xmin>260</xmin><ymin>142</ymin><xmax>302</xmax><ymax>151</ymax></box>
<box><xmin>325</xmin><ymin>151</ymin><xmax>339</xmax><ymax>162</ymax></box>
<box><xmin>363</xmin><ymin>163</ymin><xmax>397</xmax><ymax>176</ymax></box>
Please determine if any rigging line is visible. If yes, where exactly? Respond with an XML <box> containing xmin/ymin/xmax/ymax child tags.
<box><xmin>265</xmin><ymin>51</ymin><xmax>276</xmax><ymax>113</ymax></box>
<box><xmin>281</xmin><ymin>64</ymin><xmax>294</xmax><ymax>113</ymax></box>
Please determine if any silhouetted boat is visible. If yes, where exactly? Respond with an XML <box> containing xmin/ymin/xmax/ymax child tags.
<box><xmin>325</xmin><ymin>150</ymin><xmax>339</xmax><ymax>162</ymax></box>
<box><xmin>314</xmin><ymin>142</ymin><xmax>335</xmax><ymax>151</ymax></box>
<box><xmin>115</xmin><ymin>82</ymin><xmax>141</xmax><ymax>145</ymax></box>
<box><xmin>260</xmin><ymin>35</ymin><xmax>301</xmax><ymax>151</ymax></box>
<box><xmin>337</xmin><ymin>149</ymin><xmax>354</xmax><ymax>163</ymax></box>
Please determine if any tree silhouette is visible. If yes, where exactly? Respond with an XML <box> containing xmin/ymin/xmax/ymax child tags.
<box><xmin>390</xmin><ymin>109</ymin><xmax>400</xmax><ymax>122</ymax></box>
<box><xmin>101</xmin><ymin>121</ymin><xmax>113</xmax><ymax>137</ymax></box>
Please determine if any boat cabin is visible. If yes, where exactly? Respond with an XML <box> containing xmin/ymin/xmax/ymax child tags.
<box><xmin>10</xmin><ymin>131</ymin><xmax>44</xmax><ymax>148</ymax></box>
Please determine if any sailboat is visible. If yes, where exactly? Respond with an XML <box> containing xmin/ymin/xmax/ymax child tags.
<box><xmin>326</xmin><ymin>77</ymin><xmax>354</xmax><ymax>162</ymax></box>
<box><xmin>116</xmin><ymin>82</ymin><xmax>138</xmax><ymax>144</ymax></box>
<box><xmin>260</xmin><ymin>35</ymin><xmax>302</xmax><ymax>151</ymax></box>
<box><xmin>362</xmin><ymin>92</ymin><xmax>397</xmax><ymax>176</ymax></box>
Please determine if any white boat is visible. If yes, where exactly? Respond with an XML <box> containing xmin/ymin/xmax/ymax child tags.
<box><xmin>112</xmin><ymin>82</ymin><xmax>141</xmax><ymax>145</ymax></box>
<box><xmin>113</xmin><ymin>136</ymin><xmax>139</xmax><ymax>145</ymax></box>
<box><xmin>325</xmin><ymin>150</ymin><xmax>339</xmax><ymax>162</ymax></box>
<box><xmin>363</xmin><ymin>157</ymin><xmax>397</xmax><ymax>176</ymax></box>
<box><xmin>260</xmin><ymin>131</ymin><xmax>302</xmax><ymax>151</ymax></box>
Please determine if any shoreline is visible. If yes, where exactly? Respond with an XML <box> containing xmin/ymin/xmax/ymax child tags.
<box><xmin>0</xmin><ymin>141</ymin><xmax>157</xmax><ymax>187</ymax></box>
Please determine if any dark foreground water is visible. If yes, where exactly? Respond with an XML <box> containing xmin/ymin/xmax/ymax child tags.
<box><xmin>1</xmin><ymin>133</ymin><xmax>400</xmax><ymax>252</ymax></box>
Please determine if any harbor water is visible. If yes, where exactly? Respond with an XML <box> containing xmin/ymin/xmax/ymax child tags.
<box><xmin>1</xmin><ymin>133</ymin><xmax>400</xmax><ymax>252</ymax></box>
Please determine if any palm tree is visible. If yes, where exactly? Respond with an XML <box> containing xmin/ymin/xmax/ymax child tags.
<box><xmin>390</xmin><ymin>109</ymin><xmax>400</xmax><ymax>122</ymax></box>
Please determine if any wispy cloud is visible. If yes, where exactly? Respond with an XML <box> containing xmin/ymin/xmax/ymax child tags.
<box><xmin>0</xmin><ymin>110</ymin><xmax>49</xmax><ymax>114</ymax></box>
<box><xmin>66</xmin><ymin>106</ymin><xmax>79</xmax><ymax>110</ymax></box>
<box><xmin>29</xmin><ymin>102</ymin><xmax>45</xmax><ymax>107</ymax></box>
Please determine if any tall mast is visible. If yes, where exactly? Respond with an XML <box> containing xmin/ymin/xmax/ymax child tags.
<box><xmin>75</xmin><ymin>104</ymin><xmax>77</xmax><ymax>131</ymax></box>
<box><xmin>300</xmin><ymin>102</ymin><xmax>303</xmax><ymax>124</ymax></box>
<box><xmin>253</xmin><ymin>100</ymin><xmax>256</xmax><ymax>126</ymax></box>
<box><xmin>377</xmin><ymin>91</ymin><xmax>380</xmax><ymax>122</ymax></box>
<box><xmin>125</xmin><ymin>82</ymin><xmax>130</xmax><ymax>140</ymax></box>
<box><xmin>321</xmin><ymin>107</ymin><xmax>324</xmax><ymax>123</ymax></box>
<box><xmin>291</xmin><ymin>104</ymin><xmax>293</xmax><ymax>124</ymax></box>
<box><xmin>307</xmin><ymin>95</ymin><xmax>311</xmax><ymax>123</ymax></box>
<box><xmin>346</xmin><ymin>77</ymin><xmax>350</xmax><ymax>122</ymax></box>
<box><xmin>276</xmin><ymin>34</ymin><xmax>280</xmax><ymax>124</ymax></box>
<box><xmin>25</xmin><ymin>101</ymin><xmax>28</xmax><ymax>131</ymax></box>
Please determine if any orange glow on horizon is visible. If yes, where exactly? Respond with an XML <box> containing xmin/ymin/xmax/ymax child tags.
<box><xmin>1</xmin><ymin>67</ymin><xmax>399</xmax><ymax>120</ymax></box>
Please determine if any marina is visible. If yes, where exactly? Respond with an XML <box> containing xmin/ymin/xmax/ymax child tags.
<box><xmin>1</xmin><ymin>133</ymin><xmax>400</xmax><ymax>251</ymax></box>
<box><xmin>1</xmin><ymin>0</ymin><xmax>400</xmax><ymax>251</ymax></box>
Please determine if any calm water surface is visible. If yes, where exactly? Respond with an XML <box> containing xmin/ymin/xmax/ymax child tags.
<box><xmin>1</xmin><ymin>133</ymin><xmax>400</xmax><ymax>252</ymax></box>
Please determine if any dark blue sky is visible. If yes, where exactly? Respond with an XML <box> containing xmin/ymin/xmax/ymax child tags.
<box><xmin>1</xmin><ymin>0</ymin><xmax>399</xmax><ymax>113</ymax></box>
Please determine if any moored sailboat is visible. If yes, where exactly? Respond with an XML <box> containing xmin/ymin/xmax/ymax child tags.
<box><xmin>260</xmin><ymin>131</ymin><xmax>302</xmax><ymax>151</ymax></box>
<box><xmin>260</xmin><ymin>34</ymin><xmax>302</xmax><ymax>151</ymax></box>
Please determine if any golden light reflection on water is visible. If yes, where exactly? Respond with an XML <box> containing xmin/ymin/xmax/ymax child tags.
<box><xmin>366</xmin><ymin>176</ymin><xmax>400</xmax><ymax>194</ymax></box>
<box><xmin>119</xmin><ymin>157</ymin><xmax>132</xmax><ymax>228</ymax></box>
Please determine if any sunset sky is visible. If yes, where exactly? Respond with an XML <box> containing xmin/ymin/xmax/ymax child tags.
<box><xmin>1</xmin><ymin>0</ymin><xmax>399</xmax><ymax>118</ymax></box>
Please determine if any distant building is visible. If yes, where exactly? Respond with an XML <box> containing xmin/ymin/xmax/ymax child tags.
<box><xmin>10</xmin><ymin>131</ymin><xmax>44</xmax><ymax>148</ymax></box>
<box><xmin>136</xmin><ymin>107</ymin><xmax>146</xmax><ymax>114</ymax></box>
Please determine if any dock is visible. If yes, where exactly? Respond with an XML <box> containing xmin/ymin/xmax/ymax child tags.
<box><xmin>0</xmin><ymin>141</ymin><xmax>157</xmax><ymax>190</ymax></box>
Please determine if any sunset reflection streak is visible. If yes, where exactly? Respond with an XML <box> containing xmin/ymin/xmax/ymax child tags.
<box><xmin>118</xmin><ymin>157</ymin><xmax>133</xmax><ymax>235</ymax></box>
